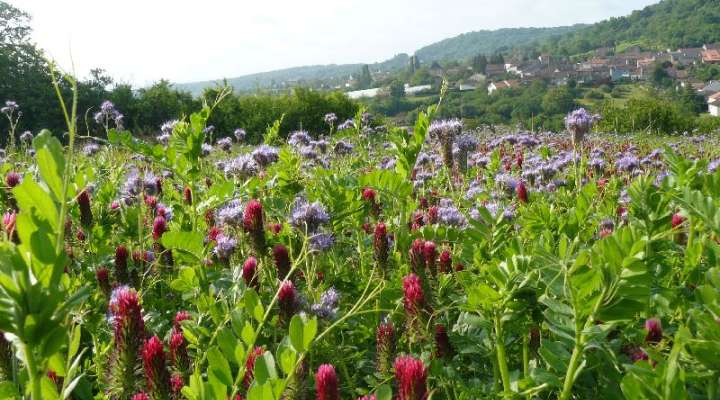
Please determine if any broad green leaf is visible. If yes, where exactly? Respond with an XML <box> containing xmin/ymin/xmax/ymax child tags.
<box><xmin>207</xmin><ymin>347</ymin><xmax>233</xmax><ymax>387</ymax></box>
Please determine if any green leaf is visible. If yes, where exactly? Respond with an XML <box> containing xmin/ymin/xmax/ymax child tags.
<box><xmin>289</xmin><ymin>315</ymin><xmax>305</xmax><ymax>352</ymax></box>
<box><xmin>0</xmin><ymin>382</ymin><xmax>20</xmax><ymax>399</ymax></box>
<box><xmin>40</xmin><ymin>376</ymin><xmax>60</xmax><ymax>400</ymax></box>
<box><xmin>376</xmin><ymin>384</ymin><xmax>392</xmax><ymax>400</ymax></box>
<box><xmin>241</xmin><ymin>322</ymin><xmax>255</xmax><ymax>347</ymax></box>
<box><xmin>303</xmin><ymin>317</ymin><xmax>317</xmax><ymax>350</ymax></box>
<box><xmin>32</xmin><ymin>130</ymin><xmax>65</xmax><ymax>200</ymax></box>
<box><xmin>161</xmin><ymin>231</ymin><xmax>204</xmax><ymax>260</ymax></box>
<box><xmin>279</xmin><ymin>346</ymin><xmax>297</xmax><ymax>375</ymax></box>
<box><xmin>216</xmin><ymin>328</ymin><xmax>238</xmax><ymax>365</ymax></box>
<box><xmin>253</xmin><ymin>351</ymin><xmax>278</xmax><ymax>384</ymax></box>
<box><xmin>207</xmin><ymin>347</ymin><xmax>233</xmax><ymax>387</ymax></box>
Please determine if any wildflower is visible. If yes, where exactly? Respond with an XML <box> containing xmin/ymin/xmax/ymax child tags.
<box><xmin>311</xmin><ymin>287</ymin><xmax>340</xmax><ymax>320</ymax></box>
<box><xmin>402</xmin><ymin>274</ymin><xmax>425</xmax><ymax>316</ymax></box>
<box><xmin>645</xmin><ymin>318</ymin><xmax>663</xmax><ymax>344</ymax></box>
<box><xmin>214</xmin><ymin>234</ymin><xmax>237</xmax><ymax>260</ymax></box>
<box><xmin>273</xmin><ymin>244</ymin><xmax>291</xmax><ymax>278</ymax></box>
<box><xmin>234</xmin><ymin>128</ymin><xmax>246</xmax><ymax>142</ymax></box>
<box><xmin>5</xmin><ymin>172</ymin><xmax>20</xmax><ymax>188</ymax></box>
<box><xmin>251</xmin><ymin>145</ymin><xmax>280</xmax><ymax>166</ymax></box>
<box><xmin>174</xmin><ymin>311</ymin><xmax>191</xmax><ymax>333</ymax></box>
<box><xmin>132</xmin><ymin>393</ymin><xmax>150</xmax><ymax>400</ymax></box>
<box><xmin>242</xmin><ymin>257</ymin><xmax>258</xmax><ymax>289</ymax></box>
<box><xmin>142</xmin><ymin>336</ymin><xmax>171</xmax><ymax>397</ymax></box>
<box><xmin>3</xmin><ymin>212</ymin><xmax>16</xmax><ymax>238</ymax></box>
<box><xmin>409</xmin><ymin>239</ymin><xmax>425</xmax><ymax>273</ymax></box>
<box><xmin>244</xmin><ymin>199</ymin><xmax>266</xmax><ymax>253</ymax></box>
<box><xmin>429</xmin><ymin>119</ymin><xmax>462</xmax><ymax>170</ymax></box>
<box><xmin>224</xmin><ymin>154</ymin><xmax>259</xmax><ymax>178</ymax></box>
<box><xmin>374</xmin><ymin>222</ymin><xmax>389</xmax><ymax>271</ymax></box>
<box><xmin>152</xmin><ymin>216</ymin><xmax>167</xmax><ymax>241</ymax></box>
<box><xmin>278</xmin><ymin>280</ymin><xmax>298</xmax><ymax>319</ymax></box>
<box><xmin>333</xmin><ymin>140</ymin><xmax>354</xmax><ymax>155</ymax></box>
<box><xmin>96</xmin><ymin>267</ymin><xmax>111</xmax><ymax>296</ymax></box>
<box><xmin>438</xmin><ymin>250</ymin><xmax>451</xmax><ymax>274</ymax></box>
<box><xmin>217</xmin><ymin>200</ymin><xmax>244</xmax><ymax>227</ymax></box>
<box><xmin>337</xmin><ymin>119</ymin><xmax>355</xmax><ymax>131</ymax></box>
<box><xmin>565</xmin><ymin>108</ymin><xmax>599</xmax><ymax>145</ymax></box>
<box><xmin>309</xmin><ymin>233</ymin><xmax>335</xmax><ymax>252</ymax></box>
<box><xmin>115</xmin><ymin>245</ymin><xmax>130</xmax><ymax>283</ymax></box>
<box><xmin>615</xmin><ymin>155</ymin><xmax>640</xmax><ymax>172</ymax></box>
<box><xmin>289</xmin><ymin>130</ymin><xmax>312</xmax><ymax>147</ymax></box>
<box><xmin>516</xmin><ymin>181</ymin><xmax>528</xmax><ymax>203</ymax></box>
<box><xmin>376</xmin><ymin>321</ymin><xmax>395</xmax><ymax>375</ymax></box>
<box><xmin>201</xmin><ymin>143</ymin><xmax>212</xmax><ymax>156</ymax></box>
<box><xmin>422</xmin><ymin>241</ymin><xmax>437</xmax><ymax>276</ymax></box>
<box><xmin>217</xmin><ymin>137</ymin><xmax>233</xmax><ymax>152</ymax></box>
<box><xmin>19</xmin><ymin>131</ymin><xmax>33</xmax><ymax>143</ymax></box>
<box><xmin>108</xmin><ymin>286</ymin><xmax>145</xmax><ymax>397</ymax></box>
<box><xmin>243</xmin><ymin>346</ymin><xmax>265</xmax><ymax>389</ymax></box>
<box><xmin>77</xmin><ymin>189</ymin><xmax>94</xmax><ymax>228</ymax></box>
<box><xmin>83</xmin><ymin>143</ymin><xmax>101</xmax><ymax>156</ymax></box>
<box><xmin>394</xmin><ymin>356</ymin><xmax>428</xmax><ymax>400</ymax></box>
<box><xmin>0</xmin><ymin>100</ymin><xmax>18</xmax><ymax>115</ymax></box>
<box><xmin>183</xmin><ymin>186</ymin><xmax>192</xmax><ymax>205</ymax></box>
<box><xmin>169</xmin><ymin>331</ymin><xmax>190</xmax><ymax>373</ymax></box>
<box><xmin>671</xmin><ymin>213</ymin><xmax>685</xmax><ymax>229</ymax></box>
<box><xmin>324</xmin><ymin>113</ymin><xmax>338</xmax><ymax>125</ymax></box>
<box><xmin>455</xmin><ymin>134</ymin><xmax>478</xmax><ymax>172</ymax></box>
<box><xmin>290</xmin><ymin>198</ymin><xmax>330</xmax><ymax>234</ymax></box>
<box><xmin>315</xmin><ymin>364</ymin><xmax>339</xmax><ymax>400</ymax></box>
<box><xmin>170</xmin><ymin>374</ymin><xmax>183</xmax><ymax>396</ymax></box>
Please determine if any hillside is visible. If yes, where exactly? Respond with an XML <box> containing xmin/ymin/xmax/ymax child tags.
<box><xmin>176</xmin><ymin>26</ymin><xmax>581</xmax><ymax>95</ymax></box>
<box><xmin>541</xmin><ymin>0</ymin><xmax>720</xmax><ymax>55</ymax></box>
<box><xmin>415</xmin><ymin>25</ymin><xmax>584</xmax><ymax>62</ymax></box>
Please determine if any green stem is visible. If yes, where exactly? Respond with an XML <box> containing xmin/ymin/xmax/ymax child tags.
<box><xmin>20</xmin><ymin>342</ymin><xmax>41</xmax><ymax>400</ymax></box>
<box><xmin>494</xmin><ymin>314</ymin><xmax>512</xmax><ymax>397</ymax></box>
<box><xmin>522</xmin><ymin>333</ymin><xmax>529</xmax><ymax>379</ymax></box>
<box><xmin>559</xmin><ymin>334</ymin><xmax>583</xmax><ymax>400</ymax></box>
<box><xmin>708</xmin><ymin>373</ymin><xmax>717</xmax><ymax>400</ymax></box>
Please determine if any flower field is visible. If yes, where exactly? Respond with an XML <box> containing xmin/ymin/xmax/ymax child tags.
<box><xmin>1</xmin><ymin>87</ymin><xmax>720</xmax><ymax>400</ymax></box>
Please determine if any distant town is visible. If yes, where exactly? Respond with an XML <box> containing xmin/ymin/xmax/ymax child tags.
<box><xmin>343</xmin><ymin>44</ymin><xmax>720</xmax><ymax>117</ymax></box>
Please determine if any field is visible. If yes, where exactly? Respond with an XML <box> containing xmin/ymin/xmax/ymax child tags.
<box><xmin>1</xmin><ymin>90</ymin><xmax>720</xmax><ymax>400</ymax></box>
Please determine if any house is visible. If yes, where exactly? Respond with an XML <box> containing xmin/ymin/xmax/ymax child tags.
<box><xmin>404</xmin><ymin>84</ymin><xmax>432</xmax><ymax>96</ymax></box>
<box><xmin>669</xmin><ymin>48</ymin><xmax>703</xmax><ymax>65</ymax></box>
<box><xmin>468</xmin><ymin>73</ymin><xmax>486</xmax><ymax>83</ymax></box>
<box><xmin>704</xmin><ymin>43</ymin><xmax>719</xmax><ymax>51</ymax></box>
<box><xmin>487</xmin><ymin>80</ymin><xmax>520</xmax><ymax>94</ymax></box>
<box><xmin>485</xmin><ymin>64</ymin><xmax>506</xmax><ymax>77</ymax></box>
<box><xmin>610</xmin><ymin>67</ymin><xmax>632</xmax><ymax>82</ymax></box>
<box><xmin>702</xmin><ymin>49</ymin><xmax>720</xmax><ymax>64</ymax></box>
<box><xmin>346</xmin><ymin>88</ymin><xmax>382</xmax><ymax>99</ymax></box>
<box><xmin>708</xmin><ymin>92</ymin><xmax>720</xmax><ymax>117</ymax></box>
<box><xmin>538</xmin><ymin>53</ymin><xmax>552</xmax><ymax>64</ymax></box>
<box><xmin>699</xmin><ymin>81</ymin><xmax>720</xmax><ymax>96</ymax></box>
<box><xmin>458</xmin><ymin>83</ymin><xmax>476</xmax><ymax>91</ymax></box>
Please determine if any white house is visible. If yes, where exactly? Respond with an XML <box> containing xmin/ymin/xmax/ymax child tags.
<box><xmin>709</xmin><ymin>92</ymin><xmax>720</xmax><ymax>117</ymax></box>
<box><xmin>487</xmin><ymin>80</ymin><xmax>520</xmax><ymax>94</ymax></box>
<box><xmin>404</xmin><ymin>84</ymin><xmax>432</xmax><ymax>96</ymax></box>
<box><xmin>347</xmin><ymin>88</ymin><xmax>382</xmax><ymax>99</ymax></box>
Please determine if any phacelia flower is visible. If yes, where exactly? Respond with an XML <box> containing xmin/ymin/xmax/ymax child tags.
<box><xmin>565</xmin><ymin>108</ymin><xmax>599</xmax><ymax>145</ymax></box>
<box><xmin>290</xmin><ymin>198</ymin><xmax>330</xmax><ymax>234</ymax></box>
<box><xmin>234</xmin><ymin>128</ymin><xmax>246</xmax><ymax>142</ymax></box>
<box><xmin>315</xmin><ymin>364</ymin><xmax>339</xmax><ymax>400</ymax></box>
<box><xmin>311</xmin><ymin>287</ymin><xmax>340</xmax><ymax>320</ymax></box>
<box><xmin>214</xmin><ymin>234</ymin><xmax>237</xmax><ymax>260</ymax></box>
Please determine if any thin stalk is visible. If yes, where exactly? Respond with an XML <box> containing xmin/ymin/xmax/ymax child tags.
<box><xmin>20</xmin><ymin>342</ymin><xmax>41</xmax><ymax>400</ymax></box>
<box><xmin>522</xmin><ymin>333</ymin><xmax>529</xmax><ymax>379</ymax></box>
<box><xmin>494</xmin><ymin>314</ymin><xmax>512</xmax><ymax>397</ymax></box>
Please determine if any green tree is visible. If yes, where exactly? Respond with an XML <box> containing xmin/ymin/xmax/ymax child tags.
<box><xmin>357</xmin><ymin>65</ymin><xmax>373</xmax><ymax>89</ymax></box>
<box><xmin>542</xmin><ymin>86</ymin><xmax>575</xmax><ymax>115</ymax></box>
<box><xmin>472</xmin><ymin>54</ymin><xmax>488</xmax><ymax>74</ymax></box>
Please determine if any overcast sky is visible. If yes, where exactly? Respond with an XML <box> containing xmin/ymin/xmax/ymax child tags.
<box><xmin>12</xmin><ymin>0</ymin><xmax>658</xmax><ymax>86</ymax></box>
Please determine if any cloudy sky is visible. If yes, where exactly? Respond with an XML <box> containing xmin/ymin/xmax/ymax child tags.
<box><xmin>13</xmin><ymin>0</ymin><xmax>658</xmax><ymax>86</ymax></box>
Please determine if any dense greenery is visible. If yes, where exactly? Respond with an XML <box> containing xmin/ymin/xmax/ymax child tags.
<box><xmin>540</xmin><ymin>0</ymin><xmax>720</xmax><ymax>55</ymax></box>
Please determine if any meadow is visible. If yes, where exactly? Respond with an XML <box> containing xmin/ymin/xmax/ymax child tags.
<box><xmin>0</xmin><ymin>81</ymin><xmax>719</xmax><ymax>400</ymax></box>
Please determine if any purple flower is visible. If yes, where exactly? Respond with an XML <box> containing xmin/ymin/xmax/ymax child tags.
<box><xmin>615</xmin><ymin>155</ymin><xmax>640</xmax><ymax>172</ymax></box>
<box><xmin>1</xmin><ymin>100</ymin><xmax>18</xmax><ymax>115</ymax></box>
<box><xmin>324</xmin><ymin>113</ymin><xmax>338</xmax><ymax>125</ymax></box>
<box><xmin>83</xmin><ymin>143</ymin><xmax>101</xmax><ymax>156</ymax></box>
<box><xmin>214</xmin><ymin>234</ymin><xmax>237</xmax><ymax>259</ymax></box>
<box><xmin>201</xmin><ymin>143</ymin><xmax>212</xmax><ymax>156</ymax></box>
<box><xmin>564</xmin><ymin>108</ymin><xmax>599</xmax><ymax>141</ymax></box>
<box><xmin>337</xmin><ymin>119</ymin><xmax>355</xmax><ymax>131</ymax></box>
<box><xmin>290</xmin><ymin>197</ymin><xmax>329</xmax><ymax>233</ymax></box>
<box><xmin>157</xmin><ymin>133</ymin><xmax>171</xmax><ymax>146</ymax></box>
<box><xmin>19</xmin><ymin>131</ymin><xmax>33</xmax><ymax>143</ymax></box>
<box><xmin>234</xmin><ymin>128</ymin><xmax>246</xmax><ymax>142</ymax></box>
<box><xmin>311</xmin><ymin>287</ymin><xmax>340</xmax><ymax>319</ymax></box>
<box><xmin>216</xmin><ymin>137</ymin><xmax>232</xmax><ymax>152</ymax></box>
<box><xmin>217</xmin><ymin>200</ymin><xmax>244</xmax><ymax>227</ymax></box>
<box><xmin>94</xmin><ymin>100</ymin><xmax>123</xmax><ymax>128</ymax></box>
<box><xmin>223</xmin><ymin>154</ymin><xmax>259</xmax><ymax>178</ymax></box>
<box><xmin>429</xmin><ymin>119</ymin><xmax>463</xmax><ymax>140</ymax></box>
<box><xmin>455</xmin><ymin>134</ymin><xmax>478</xmax><ymax>151</ymax></box>
<box><xmin>161</xmin><ymin>120</ymin><xmax>178</xmax><ymax>135</ymax></box>
<box><xmin>288</xmin><ymin>130</ymin><xmax>311</xmax><ymax>147</ymax></box>
<box><xmin>309</xmin><ymin>233</ymin><xmax>335</xmax><ymax>252</ymax></box>
<box><xmin>251</xmin><ymin>145</ymin><xmax>279</xmax><ymax>166</ymax></box>
<box><xmin>334</xmin><ymin>140</ymin><xmax>354</xmax><ymax>155</ymax></box>
<box><xmin>708</xmin><ymin>159</ymin><xmax>720</xmax><ymax>173</ymax></box>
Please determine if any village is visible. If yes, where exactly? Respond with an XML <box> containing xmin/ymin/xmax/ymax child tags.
<box><xmin>346</xmin><ymin>43</ymin><xmax>720</xmax><ymax>117</ymax></box>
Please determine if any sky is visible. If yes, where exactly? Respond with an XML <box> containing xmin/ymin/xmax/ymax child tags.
<box><xmin>12</xmin><ymin>0</ymin><xmax>659</xmax><ymax>86</ymax></box>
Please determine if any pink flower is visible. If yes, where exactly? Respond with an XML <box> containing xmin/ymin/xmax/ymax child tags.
<box><xmin>376</xmin><ymin>321</ymin><xmax>395</xmax><ymax>374</ymax></box>
<box><xmin>422</xmin><ymin>241</ymin><xmax>437</xmax><ymax>275</ymax></box>
<box><xmin>516</xmin><ymin>181</ymin><xmax>528</xmax><ymax>203</ymax></box>
<box><xmin>242</xmin><ymin>256</ymin><xmax>258</xmax><ymax>288</ymax></box>
<box><xmin>142</xmin><ymin>336</ymin><xmax>170</xmax><ymax>396</ymax></box>
<box><xmin>434</xmin><ymin>324</ymin><xmax>453</xmax><ymax>358</ymax></box>
<box><xmin>362</xmin><ymin>187</ymin><xmax>376</xmax><ymax>202</ymax></box>
<box><xmin>5</xmin><ymin>172</ymin><xmax>20</xmax><ymax>188</ymax></box>
<box><xmin>152</xmin><ymin>216</ymin><xmax>167</xmax><ymax>240</ymax></box>
<box><xmin>402</xmin><ymin>274</ymin><xmax>424</xmax><ymax>316</ymax></box>
<box><xmin>243</xmin><ymin>199</ymin><xmax>266</xmax><ymax>253</ymax></box>
<box><xmin>671</xmin><ymin>213</ymin><xmax>685</xmax><ymax>229</ymax></box>
<box><xmin>645</xmin><ymin>318</ymin><xmax>663</xmax><ymax>344</ymax></box>
<box><xmin>394</xmin><ymin>356</ymin><xmax>428</xmax><ymax>400</ymax></box>
<box><xmin>273</xmin><ymin>244</ymin><xmax>291</xmax><ymax>279</ymax></box>
<box><xmin>374</xmin><ymin>222</ymin><xmax>389</xmax><ymax>271</ymax></box>
<box><xmin>278</xmin><ymin>280</ymin><xmax>298</xmax><ymax>319</ymax></box>
<box><xmin>315</xmin><ymin>364</ymin><xmax>339</xmax><ymax>400</ymax></box>
<box><xmin>438</xmin><ymin>250</ymin><xmax>451</xmax><ymax>274</ymax></box>
<box><xmin>131</xmin><ymin>393</ymin><xmax>149</xmax><ymax>400</ymax></box>
<box><xmin>96</xmin><ymin>267</ymin><xmax>111</xmax><ymax>295</ymax></box>
<box><xmin>183</xmin><ymin>186</ymin><xmax>192</xmax><ymax>205</ymax></box>
<box><xmin>77</xmin><ymin>189</ymin><xmax>93</xmax><ymax>227</ymax></box>
<box><xmin>243</xmin><ymin>346</ymin><xmax>264</xmax><ymax>389</ymax></box>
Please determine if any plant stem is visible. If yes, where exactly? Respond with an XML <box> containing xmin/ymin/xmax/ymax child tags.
<box><xmin>494</xmin><ymin>314</ymin><xmax>512</xmax><ymax>397</ymax></box>
<box><xmin>20</xmin><ymin>342</ymin><xmax>41</xmax><ymax>400</ymax></box>
<box><xmin>522</xmin><ymin>333</ymin><xmax>529</xmax><ymax>379</ymax></box>
<box><xmin>559</xmin><ymin>333</ymin><xmax>583</xmax><ymax>400</ymax></box>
